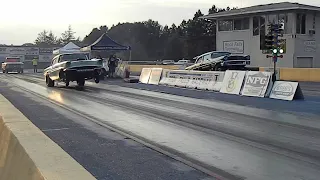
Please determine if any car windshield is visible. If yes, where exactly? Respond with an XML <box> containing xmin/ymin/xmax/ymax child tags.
<box><xmin>62</xmin><ymin>54</ymin><xmax>88</xmax><ymax>61</ymax></box>
<box><xmin>211</xmin><ymin>52</ymin><xmax>231</xmax><ymax>58</ymax></box>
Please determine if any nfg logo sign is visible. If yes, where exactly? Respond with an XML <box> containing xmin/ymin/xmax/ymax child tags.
<box><xmin>242</xmin><ymin>72</ymin><xmax>271</xmax><ymax>97</ymax></box>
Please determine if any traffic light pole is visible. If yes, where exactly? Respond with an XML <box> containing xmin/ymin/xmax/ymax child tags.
<box><xmin>272</xmin><ymin>33</ymin><xmax>278</xmax><ymax>82</ymax></box>
<box><xmin>265</xmin><ymin>23</ymin><xmax>284</xmax><ymax>82</ymax></box>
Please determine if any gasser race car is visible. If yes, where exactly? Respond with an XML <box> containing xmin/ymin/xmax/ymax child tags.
<box><xmin>1</xmin><ymin>57</ymin><xmax>24</xmax><ymax>73</ymax></box>
<box><xmin>185</xmin><ymin>51</ymin><xmax>250</xmax><ymax>71</ymax></box>
<box><xmin>44</xmin><ymin>53</ymin><xmax>103</xmax><ymax>87</ymax></box>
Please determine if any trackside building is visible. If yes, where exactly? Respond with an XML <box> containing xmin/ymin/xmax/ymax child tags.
<box><xmin>201</xmin><ymin>2</ymin><xmax>320</xmax><ymax>68</ymax></box>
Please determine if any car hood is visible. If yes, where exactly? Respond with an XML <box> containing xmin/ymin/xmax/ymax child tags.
<box><xmin>185</xmin><ymin>56</ymin><xmax>225</xmax><ymax>70</ymax></box>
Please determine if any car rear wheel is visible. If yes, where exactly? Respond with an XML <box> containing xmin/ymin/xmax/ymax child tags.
<box><xmin>214</xmin><ymin>64</ymin><xmax>223</xmax><ymax>71</ymax></box>
<box><xmin>46</xmin><ymin>75</ymin><xmax>54</xmax><ymax>87</ymax></box>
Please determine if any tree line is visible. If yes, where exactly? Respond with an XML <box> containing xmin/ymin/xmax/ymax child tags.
<box><xmin>33</xmin><ymin>5</ymin><xmax>234</xmax><ymax>60</ymax></box>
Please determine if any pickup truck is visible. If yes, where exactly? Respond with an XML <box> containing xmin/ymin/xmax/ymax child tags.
<box><xmin>1</xmin><ymin>57</ymin><xmax>24</xmax><ymax>73</ymax></box>
<box><xmin>44</xmin><ymin>53</ymin><xmax>103</xmax><ymax>87</ymax></box>
<box><xmin>185</xmin><ymin>51</ymin><xmax>250</xmax><ymax>71</ymax></box>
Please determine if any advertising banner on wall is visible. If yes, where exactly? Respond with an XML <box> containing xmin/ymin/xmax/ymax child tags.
<box><xmin>25</xmin><ymin>55</ymin><xmax>39</xmax><ymax>61</ymax></box>
<box><xmin>269</xmin><ymin>81</ymin><xmax>304</xmax><ymax>101</ymax></box>
<box><xmin>241</xmin><ymin>71</ymin><xmax>272</xmax><ymax>97</ymax></box>
<box><xmin>207</xmin><ymin>72</ymin><xmax>225</xmax><ymax>91</ymax></box>
<box><xmin>148</xmin><ymin>68</ymin><xmax>163</xmax><ymax>85</ymax></box>
<box><xmin>304</xmin><ymin>40</ymin><xmax>316</xmax><ymax>52</ymax></box>
<box><xmin>39</xmin><ymin>48</ymin><xmax>54</xmax><ymax>54</ymax></box>
<box><xmin>220</xmin><ymin>70</ymin><xmax>246</xmax><ymax>95</ymax></box>
<box><xmin>39</xmin><ymin>55</ymin><xmax>53</xmax><ymax>62</ymax></box>
<box><xmin>0</xmin><ymin>47</ymin><xmax>9</xmax><ymax>54</ymax></box>
<box><xmin>25</xmin><ymin>47</ymin><xmax>39</xmax><ymax>55</ymax></box>
<box><xmin>8</xmin><ymin>47</ymin><xmax>25</xmax><ymax>55</ymax></box>
<box><xmin>223</xmin><ymin>40</ymin><xmax>244</xmax><ymax>54</ymax></box>
<box><xmin>139</xmin><ymin>68</ymin><xmax>152</xmax><ymax>84</ymax></box>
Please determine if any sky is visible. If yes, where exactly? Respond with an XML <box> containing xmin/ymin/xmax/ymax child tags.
<box><xmin>0</xmin><ymin>0</ymin><xmax>319</xmax><ymax>45</ymax></box>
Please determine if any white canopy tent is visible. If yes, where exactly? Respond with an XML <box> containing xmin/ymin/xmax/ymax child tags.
<box><xmin>52</xmin><ymin>42</ymin><xmax>82</xmax><ymax>55</ymax></box>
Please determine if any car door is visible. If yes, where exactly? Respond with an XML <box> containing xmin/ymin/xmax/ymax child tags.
<box><xmin>48</xmin><ymin>56</ymin><xmax>62</xmax><ymax>80</ymax></box>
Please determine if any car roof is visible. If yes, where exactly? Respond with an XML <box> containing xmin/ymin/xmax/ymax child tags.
<box><xmin>193</xmin><ymin>51</ymin><xmax>231</xmax><ymax>59</ymax></box>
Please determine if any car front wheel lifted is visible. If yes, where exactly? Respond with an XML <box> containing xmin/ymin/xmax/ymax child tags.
<box><xmin>46</xmin><ymin>75</ymin><xmax>54</xmax><ymax>87</ymax></box>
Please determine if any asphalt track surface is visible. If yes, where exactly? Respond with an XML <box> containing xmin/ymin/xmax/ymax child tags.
<box><xmin>1</xmin><ymin>73</ymin><xmax>320</xmax><ymax>180</ymax></box>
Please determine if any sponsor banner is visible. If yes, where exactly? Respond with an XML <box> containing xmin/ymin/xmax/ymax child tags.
<box><xmin>186</xmin><ymin>76</ymin><xmax>202</xmax><ymax>89</ymax></box>
<box><xmin>39</xmin><ymin>55</ymin><xmax>53</xmax><ymax>62</ymax></box>
<box><xmin>162</xmin><ymin>70</ymin><xmax>225</xmax><ymax>91</ymax></box>
<box><xmin>0</xmin><ymin>47</ymin><xmax>9</xmax><ymax>54</ymax></box>
<box><xmin>148</xmin><ymin>68</ymin><xmax>163</xmax><ymax>85</ymax></box>
<box><xmin>269</xmin><ymin>81</ymin><xmax>304</xmax><ymax>101</ymax></box>
<box><xmin>207</xmin><ymin>72</ymin><xmax>225</xmax><ymax>91</ymax></box>
<box><xmin>25</xmin><ymin>55</ymin><xmax>39</xmax><ymax>61</ymax></box>
<box><xmin>139</xmin><ymin>68</ymin><xmax>152</xmax><ymax>84</ymax></box>
<box><xmin>159</xmin><ymin>77</ymin><xmax>169</xmax><ymax>85</ymax></box>
<box><xmin>39</xmin><ymin>48</ymin><xmax>54</xmax><ymax>54</ymax></box>
<box><xmin>8</xmin><ymin>47</ymin><xmax>25</xmax><ymax>55</ymax></box>
<box><xmin>166</xmin><ymin>77</ymin><xmax>178</xmax><ymax>86</ymax></box>
<box><xmin>25</xmin><ymin>47</ymin><xmax>39</xmax><ymax>55</ymax></box>
<box><xmin>241</xmin><ymin>71</ymin><xmax>272</xmax><ymax>97</ymax></box>
<box><xmin>223</xmin><ymin>40</ymin><xmax>244</xmax><ymax>54</ymax></box>
<box><xmin>161</xmin><ymin>69</ymin><xmax>171</xmax><ymax>78</ymax></box>
<box><xmin>175</xmin><ymin>78</ymin><xmax>190</xmax><ymax>87</ymax></box>
<box><xmin>220</xmin><ymin>70</ymin><xmax>246</xmax><ymax>95</ymax></box>
<box><xmin>304</xmin><ymin>40</ymin><xmax>316</xmax><ymax>52</ymax></box>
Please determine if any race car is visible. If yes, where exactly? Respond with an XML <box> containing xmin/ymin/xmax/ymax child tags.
<box><xmin>44</xmin><ymin>53</ymin><xmax>103</xmax><ymax>87</ymax></box>
<box><xmin>1</xmin><ymin>57</ymin><xmax>24</xmax><ymax>73</ymax></box>
<box><xmin>185</xmin><ymin>51</ymin><xmax>250</xmax><ymax>71</ymax></box>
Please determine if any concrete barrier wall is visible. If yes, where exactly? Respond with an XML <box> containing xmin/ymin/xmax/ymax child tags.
<box><xmin>279</xmin><ymin>68</ymin><xmax>320</xmax><ymax>82</ymax></box>
<box><xmin>129</xmin><ymin>65</ymin><xmax>180</xmax><ymax>75</ymax></box>
<box><xmin>260</xmin><ymin>67</ymin><xmax>320</xmax><ymax>82</ymax></box>
<box><xmin>0</xmin><ymin>95</ymin><xmax>96</xmax><ymax>180</ymax></box>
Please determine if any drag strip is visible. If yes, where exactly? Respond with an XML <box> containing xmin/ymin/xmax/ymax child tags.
<box><xmin>2</xmin><ymin>74</ymin><xmax>320</xmax><ymax>180</ymax></box>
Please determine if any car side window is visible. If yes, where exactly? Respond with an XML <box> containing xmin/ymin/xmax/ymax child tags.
<box><xmin>203</xmin><ymin>54</ymin><xmax>211</xmax><ymax>62</ymax></box>
<box><xmin>196</xmin><ymin>56</ymin><xmax>204</xmax><ymax>64</ymax></box>
<box><xmin>58</xmin><ymin>55</ymin><xmax>63</xmax><ymax>63</ymax></box>
<box><xmin>51</xmin><ymin>58</ymin><xmax>56</xmax><ymax>65</ymax></box>
<box><xmin>211</xmin><ymin>52</ymin><xmax>230</xmax><ymax>59</ymax></box>
<box><xmin>51</xmin><ymin>56</ymin><xmax>59</xmax><ymax>65</ymax></box>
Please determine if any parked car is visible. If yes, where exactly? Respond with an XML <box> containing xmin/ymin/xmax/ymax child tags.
<box><xmin>162</xmin><ymin>60</ymin><xmax>175</xmax><ymax>65</ymax></box>
<box><xmin>43</xmin><ymin>53</ymin><xmax>103</xmax><ymax>87</ymax></box>
<box><xmin>1</xmin><ymin>57</ymin><xmax>24</xmax><ymax>73</ymax></box>
<box><xmin>175</xmin><ymin>60</ymin><xmax>191</xmax><ymax>65</ymax></box>
<box><xmin>185</xmin><ymin>51</ymin><xmax>250</xmax><ymax>71</ymax></box>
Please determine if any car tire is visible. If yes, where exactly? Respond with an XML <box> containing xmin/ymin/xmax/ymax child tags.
<box><xmin>94</xmin><ymin>77</ymin><xmax>100</xmax><ymax>84</ymax></box>
<box><xmin>214</xmin><ymin>64</ymin><xmax>223</xmax><ymax>71</ymax></box>
<box><xmin>46</xmin><ymin>75</ymin><xmax>54</xmax><ymax>87</ymax></box>
<box><xmin>77</xmin><ymin>79</ymin><xmax>85</xmax><ymax>87</ymax></box>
